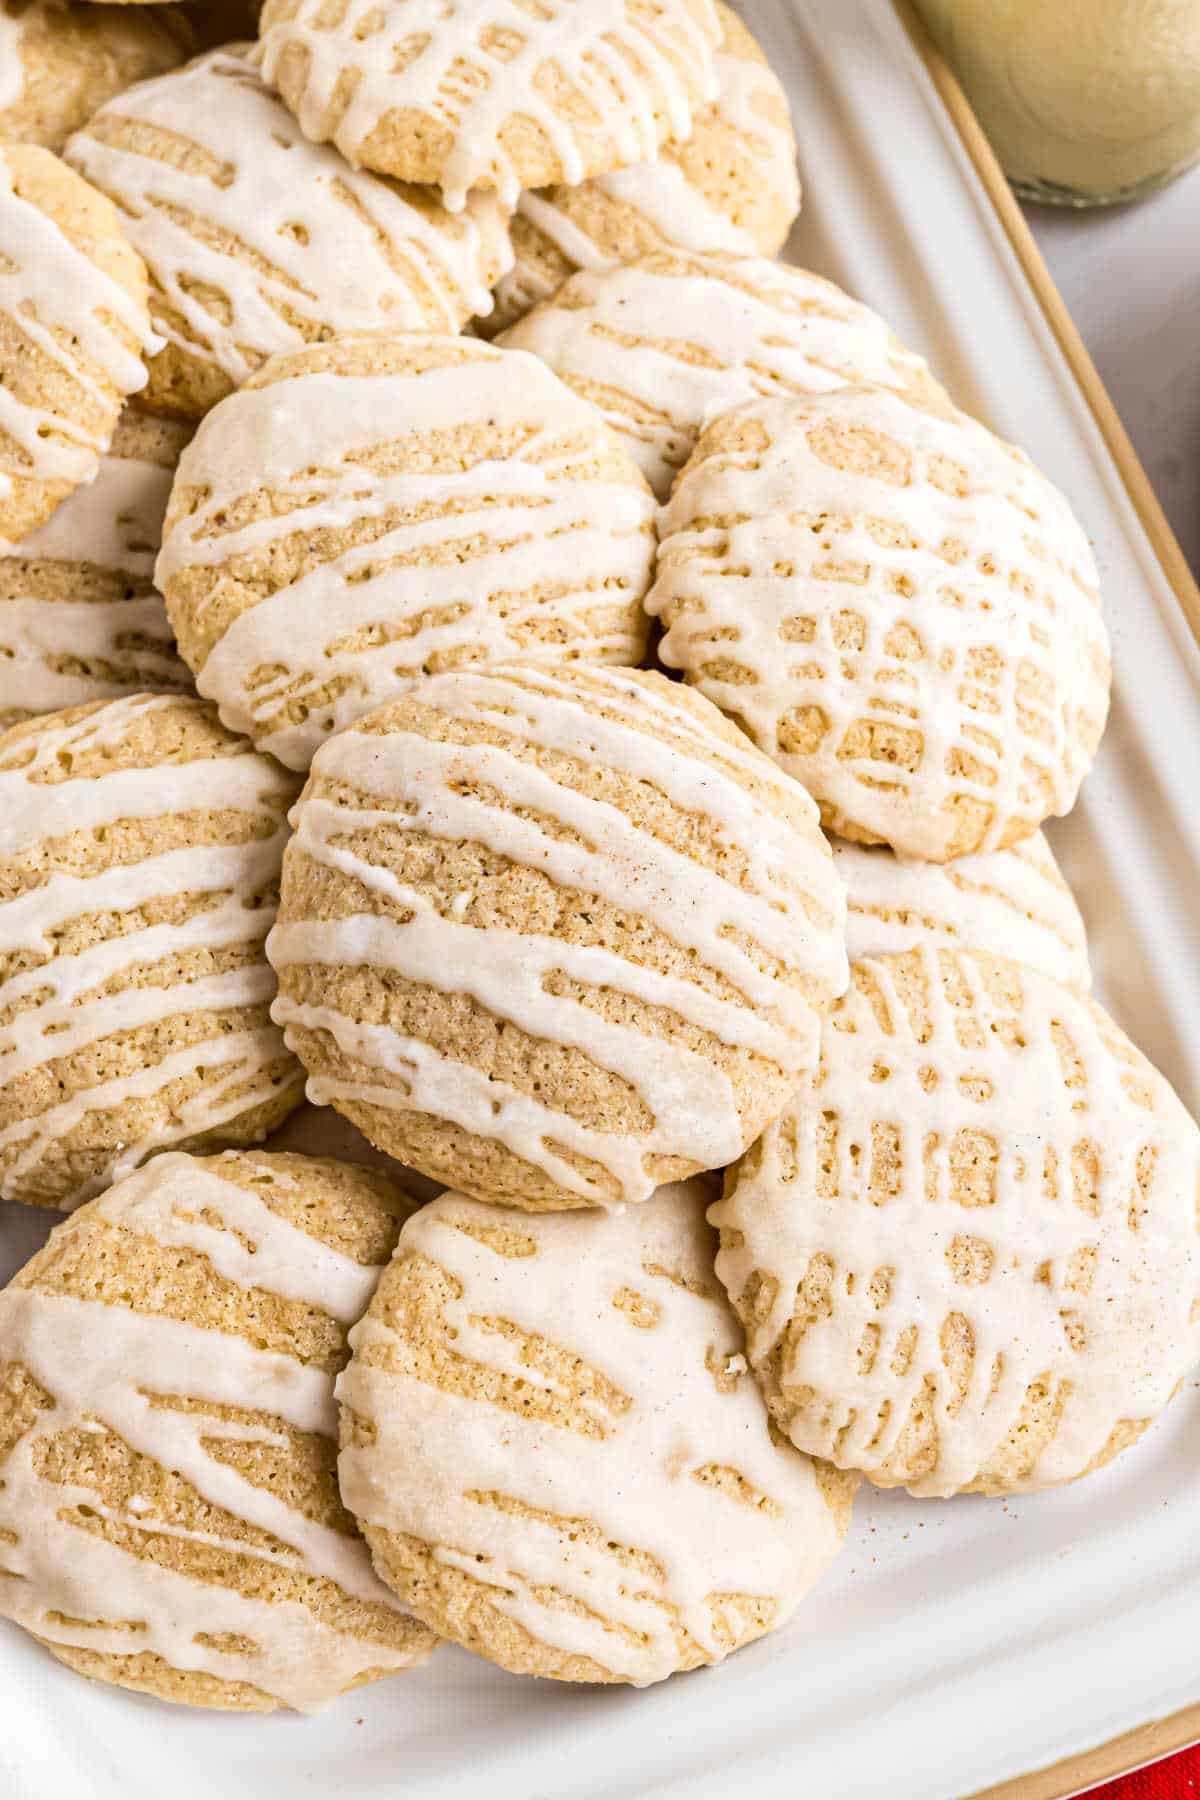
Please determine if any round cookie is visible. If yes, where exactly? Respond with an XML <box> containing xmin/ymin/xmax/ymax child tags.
<box><xmin>0</xmin><ymin>1</ymin><xmax>192</xmax><ymax>155</ymax></box>
<box><xmin>156</xmin><ymin>332</ymin><xmax>658</xmax><ymax>770</ymax></box>
<box><xmin>0</xmin><ymin>694</ymin><xmax>305</xmax><ymax>1211</ymax></box>
<box><xmin>485</xmin><ymin>3</ymin><xmax>800</xmax><ymax>336</ymax></box>
<box><xmin>0</xmin><ymin>408</ymin><xmax>193</xmax><ymax>730</ymax></box>
<box><xmin>499</xmin><ymin>252</ymin><xmax>940</xmax><ymax>501</ymax></box>
<box><xmin>338</xmin><ymin>1179</ymin><xmax>855</xmax><ymax>1684</ymax></box>
<box><xmin>66</xmin><ymin>47</ymin><xmax>514</xmax><ymax>421</ymax></box>
<box><xmin>713</xmin><ymin>944</ymin><xmax>1200</xmax><ymax>1498</ymax></box>
<box><xmin>267</xmin><ymin>662</ymin><xmax>848</xmax><ymax>1212</ymax></box>
<box><xmin>832</xmin><ymin>830</ymin><xmax>1091</xmax><ymax>990</ymax></box>
<box><xmin>0</xmin><ymin>1149</ymin><xmax>438</xmax><ymax>1711</ymax></box>
<box><xmin>0</xmin><ymin>145</ymin><xmax>160</xmax><ymax>549</ymax></box>
<box><xmin>258</xmin><ymin>0</ymin><xmax>723</xmax><ymax>209</ymax></box>
<box><xmin>649</xmin><ymin>384</ymin><xmax>1112</xmax><ymax>861</ymax></box>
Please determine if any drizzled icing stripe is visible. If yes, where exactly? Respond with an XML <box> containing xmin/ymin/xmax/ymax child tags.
<box><xmin>488</xmin><ymin>31</ymin><xmax>799</xmax><ymax>332</ymax></box>
<box><xmin>268</xmin><ymin>664</ymin><xmax>848</xmax><ymax>1209</ymax></box>
<box><xmin>0</xmin><ymin>437</ymin><xmax>189</xmax><ymax>718</ymax></box>
<box><xmin>500</xmin><ymin>253</ymin><xmax>935</xmax><ymax>500</ymax></box>
<box><xmin>649</xmin><ymin>385</ymin><xmax>1112</xmax><ymax>860</ymax></box>
<box><xmin>258</xmin><ymin>0</ymin><xmax>723</xmax><ymax>210</ymax></box>
<box><xmin>0</xmin><ymin>1152</ymin><xmax>431</xmax><ymax>1712</ymax></box>
<box><xmin>0</xmin><ymin>696</ymin><xmax>300</xmax><ymax>1207</ymax></box>
<box><xmin>713</xmin><ymin>947</ymin><xmax>1200</xmax><ymax>1497</ymax></box>
<box><xmin>338</xmin><ymin>1181</ymin><xmax>849</xmax><ymax>1684</ymax></box>
<box><xmin>0</xmin><ymin>154</ymin><xmax>162</xmax><ymax>533</ymax></box>
<box><xmin>65</xmin><ymin>47</ymin><xmax>513</xmax><ymax>386</ymax></box>
<box><xmin>155</xmin><ymin>344</ymin><xmax>657</xmax><ymax>769</ymax></box>
<box><xmin>832</xmin><ymin>831</ymin><xmax>1092</xmax><ymax>990</ymax></box>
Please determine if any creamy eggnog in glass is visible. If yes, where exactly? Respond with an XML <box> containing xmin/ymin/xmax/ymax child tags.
<box><xmin>918</xmin><ymin>0</ymin><xmax>1200</xmax><ymax>204</ymax></box>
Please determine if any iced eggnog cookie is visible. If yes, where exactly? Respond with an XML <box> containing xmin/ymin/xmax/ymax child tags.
<box><xmin>0</xmin><ymin>408</ymin><xmax>192</xmax><ymax>729</ymax></box>
<box><xmin>499</xmin><ymin>252</ymin><xmax>939</xmax><ymax>500</ymax></box>
<box><xmin>486</xmin><ymin>4</ymin><xmax>800</xmax><ymax>336</ymax></box>
<box><xmin>267</xmin><ymin>662</ymin><xmax>848</xmax><ymax>1212</ymax></box>
<box><xmin>650</xmin><ymin>385</ymin><xmax>1112</xmax><ymax>861</ymax></box>
<box><xmin>0</xmin><ymin>1</ymin><xmax>191</xmax><ymax>154</ymax></box>
<box><xmin>67</xmin><ymin>47</ymin><xmax>514</xmax><ymax>421</ymax></box>
<box><xmin>714</xmin><ymin>945</ymin><xmax>1200</xmax><ymax>1497</ymax></box>
<box><xmin>0</xmin><ymin>1149</ymin><xmax>437</xmax><ymax>1710</ymax></box>
<box><xmin>156</xmin><ymin>332</ymin><xmax>657</xmax><ymax>770</ymax></box>
<box><xmin>258</xmin><ymin>0</ymin><xmax>723</xmax><ymax>209</ymax></box>
<box><xmin>0</xmin><ymin>145</ymin><xmax>161</xmax><ymax>548</ymax></box>
<box><xmin>832</xmin><ymin>830</ymin><xmax>1090</xmax><ymax>990</ymax></box>
<box><xmin>338</xmin><ymin>1179</ymin><xmax>855</xmax><ymax>1684</ymax></box>
<box><xmin>0</xmin><ymin>694</ymin><xmax>304</xmax><ymax>1211</ymax></box>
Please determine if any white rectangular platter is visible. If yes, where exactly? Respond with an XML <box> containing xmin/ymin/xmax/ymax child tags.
<box><xmin>3</xmin><ymin>3</ymin><xmax>1200</xmax><ymax>1796</ymax></box>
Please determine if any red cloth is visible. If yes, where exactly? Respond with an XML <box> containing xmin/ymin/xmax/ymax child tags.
<box><xmin>1090</xmin><ymin>1745</ymin><xmax>1200</xmax><ymax>1797</ymax></box>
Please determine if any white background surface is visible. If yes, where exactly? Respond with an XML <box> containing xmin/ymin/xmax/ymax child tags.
<box><xmin>2</xmin><ymin>4</ymin><xmax>1200</xmax><ymax>1798</ymax></box>
<box><xmin>1029</xmin><ymin>168</ymin><xmax>1200</xmax><ymax>580</ymax></box>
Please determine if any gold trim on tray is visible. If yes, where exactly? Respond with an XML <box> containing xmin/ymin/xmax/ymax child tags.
<box><xmin>891</xmin><ymin>4</ymin><xmax>1200</xmax><ymax>1794</ymax></box>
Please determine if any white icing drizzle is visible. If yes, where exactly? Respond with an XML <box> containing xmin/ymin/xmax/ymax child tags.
<box><xmin>713</xmin><ymin>947</ymin><xmax>1200</xmax><ymax>1497</ymax></box>
<box><xmin>0</xmin><ymin>153</ymin><xmax>162</xmax><ymax>538</ymax></box>
<box><xmin>500</xmin><ymin>253</ymin><xmax>934</xmax><ymax>500</ymax></box>
<box><xmin>257</xmin><ymin>0</ymin><xmax>723</xmax><ymax>210</ymax></box>
<box><xmin>0</xmin><ymin>696</ymin><xmax>301</xmax><ymax>1208</ymax></box>
<box><xmin>649</xmin><ymin>385</ymin><xmax>1112</xmax><ymax>860</ymax></box>
<box><xmin>267</xmin><ymin>664</ymin><xmax>847</xmax><ymax>1209</ymax></box>
<box><xmin>0</xmin><ymin>10</ymin><xmax>25</xmax><ymax>113</ymax></box>
<box><xmin>0</xmin><ymin>437</ymin><xmax>188</xmax><ymax>717</ymax></box>
<box><xmin>0</xmin><ymin>1152</ymin><xmax>430</xmax><ymax>1712</ymax></box>
<box><xmin>832</xmin><ymin>830</ymin><xmax>1092</xmax><ymax>991</ymax></box>
<box><xmin>338</xmin><ymin>1180</ymin><xmax>849</xmax><ymax>1684</ymax></box>
<box><xmin>489</xmin><ymin>33</ymin><xmax>798</xmax><ymax>331</ymax></box>
<box><xmin>155</xmin><ymin>342</ymin><xmax>657</xmax><ymax>769</ymax></box>
<box><xmin>65</xmin><ymin>47</ymin><xmax>513</xmax><ymax>386</ymax></box>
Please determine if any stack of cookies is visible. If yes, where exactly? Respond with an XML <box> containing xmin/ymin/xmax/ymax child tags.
<box><xmin>0</xmin><ymin>0</ymin><xmax>1197</xmax><ymax>1719</ymax></box>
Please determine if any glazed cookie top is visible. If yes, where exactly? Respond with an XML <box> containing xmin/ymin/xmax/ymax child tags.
<box><xmin>67</xmin><ymin>47</ymin><xmax>514</xmax><ymax>415</ymax></box>
<box><xmin>0</xmin><ymin>1</ymin><xmax>191</xmax><ymax>154</ymax></box>
<box><xmin>0</xmin><ymin>145</ymin><xmax>160</xmax><ymax>548</ymax></box>
<box><xmin>338</xmin><ymin>1180</ymin><xmax>853</xmax><ymax>1685</ymax></box>
<box><xmin>156</xmin><ymin>332</ymin><xmax>657</xmax><ymax>769</ymax></box>
<box><xmin>714</xmin><ymin>946</ymin><xmax>1200</xmax><ymax>1498</ymax></box>
<box><xmin>500</xmin><ymin>252</ymin><xmax>939</xmax><ymax>500</ymax></box>
<box><xmin>0</xmin><ymin>408</ymin><xmax>192</xmax><ymax>724</ymax></box>
<box><xmin>0</xmin><ymin>1150</ymin><xmax>436</xmax><ymax>1712</ymax></box>
<box><xmin>268</xmin><ymin>663</ymin><xmax>848</xmax><ymax>1210</ymax></box>
<box><xmin>486</xmin><ymin>3</ymin><xmax>800</xmax><ymax>334</ymax></box>
<box><xmin>0</xmin><ymin>694</ymin><xmax>302</xmax><ymax>1208</ymax></box>
<box><xmin>832</xmin><ymin>830</ymin><xmax>1091</xmax><ymax>990</ymax></box>
<box><xmin>258</xmin><ymin>0</ymin><xmax>723</xmax><ymax>208</ymax></box>
<box><xmin>649</xmin><ymin>384</ymin><xmax>1112</xmax><ymax>860</ymax></box>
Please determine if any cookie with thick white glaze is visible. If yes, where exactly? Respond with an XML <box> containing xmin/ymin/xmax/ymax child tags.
<box><xmin>713</xmin><ymin>945</ymin><xmax>1200</xmax><ymax>1497</ymax></box>
<box><xmin>0</xmin><ymin>1149</ymin><xmax>437</xmax><ymax>1710</ymax></box>
<box><xmin>832</xmin><ymin>829</ymin><xmax>1090</xmax><ymax>990</ymax></box>
<box><xmin>500</xmin><ymin>251</ymin><xmax>941</xmax><ymax>500</ymax></box>
<box><xmin>258</xmin><ymin>0</ymin><xmax>723</xmax><ymax>209</ymax></box>
<box><xmin>0</xmin><ymin>408</ymin><xmax>192</xmax><ymax>729</ymax></box>
<box><xmin>267</xmin><ymin>663</ymin><xmax>848</xmax><ymax>1211</ymax></box>
<box><xmin>67</xmin><ymin>46</ymin><xmax>513</xmax><ymax>420</ymax></box>
<box><xmin>156</xmin><ymin>332</ymin><xmax>657</xmax><ymax>770</ymax></box>
<box><xmin>650</xmin><ymin>384</ymin><xmax>1112</xmax><ymax>860</ymax></box>
<box><xmin>485</xmin><ymin>3</ymin><xmax>799</xmax><ymax>336</ymax></box>
<box><xmin>338</xmin><ymin>1178</ymin><xmax>855</xmax><ymax>1684</ymax></box>
<box><xmin>0</xmin><ymin>145</ymin><xmax>160</xmax><ymax>548</ymax></box>
<box><xmin>0</xmin><ymin>694</ymin><xmax>304</xmax><ymax>1210</ymax></box>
